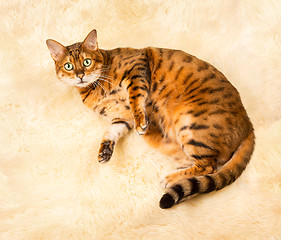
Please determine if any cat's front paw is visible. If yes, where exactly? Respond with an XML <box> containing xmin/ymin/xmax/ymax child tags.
<box><xmin>98</xmin><ymin>140</ymin><xmax>115</xmax><ymax>163</ymax></box>
<box><xmin>135</xmin><ymin>113</ymin><xmax>148</xmax><ymax>135</ymax></box>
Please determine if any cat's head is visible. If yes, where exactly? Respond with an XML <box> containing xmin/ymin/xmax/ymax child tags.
<box><xmin>46</xmin><ymin>29</ymin><xmax>105</xmax><ymax>88</ymax></box>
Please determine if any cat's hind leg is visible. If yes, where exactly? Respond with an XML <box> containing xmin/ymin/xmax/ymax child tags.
<box><xmin>160</xmin><ymin>143</ymin><xmax>219</xmax><ymax>209</ymax></box>
<box><xmin>162</xmin><ymin>155</ymin><xmax>217</xmax><ymax>188</ymax></box>
<box><xmin>162</xmin><ymin>126</ymin><xmax>219</xmax><ymax>188</ymax></box>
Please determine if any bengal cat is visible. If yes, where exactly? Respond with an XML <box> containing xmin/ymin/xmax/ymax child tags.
<box><xmin>46</xmin><ymin>29</ymin><xmax>255</xmax><ymax>209</ymax></box>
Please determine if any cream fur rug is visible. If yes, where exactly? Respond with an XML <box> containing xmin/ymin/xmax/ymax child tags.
<box><xmin>1</xmin><ymin>0</ymin><xmax>281</xmax><ymax>239</ymax></box>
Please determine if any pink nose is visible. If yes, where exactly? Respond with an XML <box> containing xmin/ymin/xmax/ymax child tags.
<box><xmin>77</xmin><ymin>73</ymin><xmax>84</xmax><ymax>79</ymax></box>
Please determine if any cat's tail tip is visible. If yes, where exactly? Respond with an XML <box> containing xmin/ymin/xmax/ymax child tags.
<box><xmin>159</xmin><ymin>193</ymin><xmax>175</xmax><ymax>209</ymax></box>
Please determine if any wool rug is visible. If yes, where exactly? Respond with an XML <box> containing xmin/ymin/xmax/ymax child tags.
<box><xmin>0</xmin><ymin>0</ymin><xmax>281</xmax><ymax>239</ymax></box>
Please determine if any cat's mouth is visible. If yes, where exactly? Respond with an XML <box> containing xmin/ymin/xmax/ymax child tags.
<box><xmin>77</xmin><ymin>80</ymin><xmax>89</xmax><ymax>87</ymax></box>
<box><xmin>78</xmin><ymin>80</ymin><xmax>87</xmax><ymax>84</ymax></box>
<box><xmin>77</xmin><ymin>79</ymin><xmax>88</xmax><ymax>85</ymax></box>
<box><xmin>75</xmin><ymin>73</ymin><xmax>99</xmax><ymax>88</ymax></box>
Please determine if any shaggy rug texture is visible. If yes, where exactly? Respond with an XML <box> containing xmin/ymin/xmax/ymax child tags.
<box><xmin>1</xmin><ymin>0</ymin><xmax>281</xmax><ymax>239</ymax></box>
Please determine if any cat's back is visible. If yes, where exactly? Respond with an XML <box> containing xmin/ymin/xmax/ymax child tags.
<box><xmin>144</xmin><ymin>47</ymin><xmax>252</xmax><ymax>149</ymax></box>
<box><xmin>146</xmin><ymin>47</ymin><xmax>231</xmax><ymax>90</ymax></box>
<box><xmin>145</xmin><ymin>47</ymin><xmax>243</xmax><ymax>111</ymax></box>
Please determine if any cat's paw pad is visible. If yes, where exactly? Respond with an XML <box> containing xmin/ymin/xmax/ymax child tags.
<box><xmin>98</xmin><ymin>140</ymin><xmax>115</xmax><ymax>163</ymax></box>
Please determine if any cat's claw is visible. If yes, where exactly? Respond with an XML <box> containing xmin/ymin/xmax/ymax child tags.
<box><xmin>98</xmin><ymin>153</ymin><xmax>112</xmax><ymax>163</ymax></box>
<box><xmin>135</xmin><ymin>114</ymin><xmax>148</xmax><ymax>135</ymax></box>
<box><xmin>136</xmin><ymin>123</ymin><xmax>147</xmax><ymax>135</ymax></box>
<box><xmin>98</xmin><ymin>140</ymin><xmax>115</xmax><ymax>163</ymax></box>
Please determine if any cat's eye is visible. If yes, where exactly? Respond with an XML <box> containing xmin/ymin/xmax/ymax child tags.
<box><xmin>64</xmin><ymin>63</ymin><xmax>73</xmax><ymax>71</ymax></box>
<box><xmin>83</xmin><ymin>58</ymin><xmax>92</xmax><ymax>67</ymax></box>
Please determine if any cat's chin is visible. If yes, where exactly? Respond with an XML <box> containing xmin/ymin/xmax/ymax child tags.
<box><xmin>76</xmin><ymin>81</ymin><xmax>91</xmax><ymax>88</ymax></box>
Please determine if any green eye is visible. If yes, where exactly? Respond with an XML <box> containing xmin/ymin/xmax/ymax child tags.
<box><xmin>64</xmin><ymin>63</ymin><xmax>73</xmax><ymax>71</ymax></box>
<box><xmin>83</xmin><ymin>58</ymin><xmax>92</xmax><ymax>67</ymax></box>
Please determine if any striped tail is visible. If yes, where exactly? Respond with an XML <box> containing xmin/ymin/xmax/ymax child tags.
<box><xmin>159</xmin><ymin>130</ymin><xmax>255</xmax><ymax>209</ymax></box>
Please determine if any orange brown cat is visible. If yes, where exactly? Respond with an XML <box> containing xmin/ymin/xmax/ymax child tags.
<box><xmin>46</xmin><ymin>29</ymin><xmax>255</xmax><ymax>209</ymax></box>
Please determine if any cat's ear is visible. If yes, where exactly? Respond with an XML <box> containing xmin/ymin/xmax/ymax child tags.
<box><xmin>46</xmin><ymin>39</ymin><xmax>67</xmax><ymax>62</ymax></box>
<box><xmin>82</xmin><ymin>29</ymin><xmax>98</xmax><ymax>51</ymax></box>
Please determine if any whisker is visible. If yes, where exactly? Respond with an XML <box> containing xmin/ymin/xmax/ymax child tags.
<box><xmin>92</xmin><ymin>81</ymin><xmax>98</xmax><ymax>89</ymax></box>
<box><xmin>98</xmin><ymin>79</ymin><xmax>115</xmax><ymax>87</ymax></box>
<box><xmin>100</xmin><ymin>70</ymin><xmax>111</xmax><ymax>74</ymax></box>
<box><xmin>93</xmin><ymin>82</ymin><xmax>101</xmax><ymax>92</ymax></box>
<box><xmin>101</xmin><ymin>66</ymin><xmax>111</xmax><ymax>70</ymax></box>
<box><xmin>99</xmin><ymin>75</ymin><xmax>115</xmax><ymax>82</ymax></box>
<box><xmin>99</xmin><ymin>74</ymin><xmax>116</xmax><ymax>81</ymax></box>
<box><xmin>99</xmin><ymin>75</ymin><xmax>116</xmax><ymax>82</ymax></box>
<box><xmin>96</xmin><ymin>81</ymin><xmax>106</xmax><ymax>93</ymax></box>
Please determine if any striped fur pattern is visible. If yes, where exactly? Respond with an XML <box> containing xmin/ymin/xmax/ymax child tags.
<box><xmin>47</xmin><ymin>29</ymin><xmax>255</xmax><ymax>209</ymax></box>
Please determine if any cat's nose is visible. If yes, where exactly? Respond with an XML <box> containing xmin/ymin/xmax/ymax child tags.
<box><xmin>77</xmin><ymin>73</ymin><xmax>85</xmax><ymax>80</ymax></box>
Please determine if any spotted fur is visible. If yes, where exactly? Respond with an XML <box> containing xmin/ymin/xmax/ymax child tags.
<box><xmin>47</xmin><ymin>29</ymin><xmax>255</xmax><ymax>209</ymax></box>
